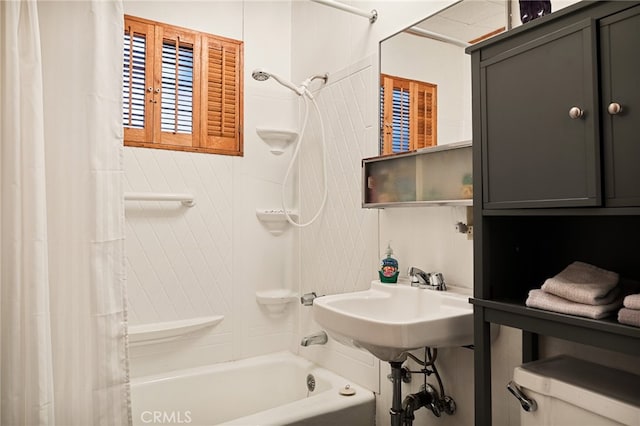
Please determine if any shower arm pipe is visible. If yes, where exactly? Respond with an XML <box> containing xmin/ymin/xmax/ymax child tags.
<box><xmin>124</xmin><ymin>191</ymin><xmax>195</xmax><ymax>207</ymax></box>
<box><xmin>311</xmin><ymin>0</ymin><xmax>378</xmax><ymax>23</ymax></box>
<box><xmin>405</xmin><ymin>27</ymin><xmax>470</xmax><ymax>48</ymax></box>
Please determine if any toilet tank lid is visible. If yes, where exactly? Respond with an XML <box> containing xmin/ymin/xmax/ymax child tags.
<box><xmin>513</xmin><ymin>355</ymin><xmax>640</xmax><ymax>425</ymax></box>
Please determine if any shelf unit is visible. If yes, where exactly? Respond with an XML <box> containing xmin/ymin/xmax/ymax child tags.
<box><xmin>255</xmin><ymin>289</ymin><xmax>297</xmax><ymax>315</ymax></box>
<box><xmin>255</xmin><ymin>209</ymin><xmax>299</xmax><ymax>235</ymax></box>
<box><xmin>362</xmin><ymin>141</ymin><xmax>472</xmax><ymax>208</ymax></box>
<box><xmin>467</xmin><ymin>1</ymin><xmax>640</xmax><ymax>425</ymax></box>
<box><xmin>128</xmin><ymin>315</ymin><xmax>223</xmax><ymax>346</ymax></box>
<box><xmin>256</xmin><ymin>128</ymin><xmax>298</xmax><ymax>155</ymax></box>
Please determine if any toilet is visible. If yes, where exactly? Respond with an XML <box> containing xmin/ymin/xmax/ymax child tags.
<box><xmin>511</xmin><ymin>355</ymin><xmax>640</xmax><ymax>426</ymax></box>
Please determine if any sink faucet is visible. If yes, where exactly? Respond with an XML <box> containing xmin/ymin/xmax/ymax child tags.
<box><xmin>300</xmin><ymin>331</ymin><xmax>328</xmax><ymax>346</ymax></box>
<box><xmin>408</xmin><ymin>267</ymin><xmax>447</xmax><ymax>291</ymax></box>
<box><xmin>408</xmin><ymin>266</ymin><xmax>431</xmax><ymax>287</ymax></box>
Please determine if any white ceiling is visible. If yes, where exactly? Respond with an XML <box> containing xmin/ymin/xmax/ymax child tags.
<box><xmin>414</xmin><ymin>0</ymin><xmax>507</xmax><ymax>44</ymax></box>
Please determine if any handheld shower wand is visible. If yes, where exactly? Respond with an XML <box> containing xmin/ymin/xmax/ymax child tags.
<box><xmin>251</xmin><ymin>69</ymin><xmax>305</xmax><ymax>95</ymax></box>
<box><xmin>252</xmin><ymin>69</ymin><xmax>328</xmax><ymax>96</ymax></box>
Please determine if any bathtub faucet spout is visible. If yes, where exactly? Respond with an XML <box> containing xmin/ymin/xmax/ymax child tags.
<box><xmin>300</xmin><ymin>331</ymin><xmax>328</xmax><ymax>346</ymax></box>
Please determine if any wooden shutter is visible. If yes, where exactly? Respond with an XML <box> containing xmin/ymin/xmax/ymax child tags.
<box><xmin>123</xmin><ymin>15</ymin><xmax>243</xmax><ymax>156</ymax></box>
<box><xmin>380</xmin><ymin>74</ymin><xmax>437</xmax><ymax>154</ymax></box>
<box><xmin>200</xmin><ymin>35</ymin><xmax>243</xmax><ymax>155</ymax></box>
<box><xmin>155</xmin><ymin>25</ymin><xmax>200</xmax><ymax>148</ymax></box>
<box><xmin>123</xmin><ymin>18</ymin><xmax>154</xmax><ymax>144</ymax></box>
<box><xmin>410</xmin><ymin>81</ymin><xmax>437</xmax><ymax>150</ymax></box>
<box><xmin>382</xmin><ymin>76</ymin><xmax>411</xmax><ymax>155</ymax></box>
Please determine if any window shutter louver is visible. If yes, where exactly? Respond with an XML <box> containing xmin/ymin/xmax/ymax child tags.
<box><xmin>411</xmin><ymin>82</ymin><xmax>437</xmax><ymax>150</ymax></box>
<box><xmin>155</xmin><ymin>27</ymin><xmax>199</xmax><ymax>148</ymax></box>
<box><xmin>123</xmin><ymin>32</ymin><xmax>146</xmax><ymax>128</ymax></box>
<box><xmin>123</xmin><ymin>20</ymin><xmax>154</xmax><ymax>143</ymax></box>
<box><xmin>161</xmin><ymin>39</ymin><xmax>194</xmax><ymax>135</ymax></box>
<box><xmin>391</xmin><ymin>88</ymin><xmax>410</xmax><ymax>153</ymax></box>
<box><xmin>201</xmin><ymin>36</ymin><xmax>242</xmax><ymax>153</ymax></box>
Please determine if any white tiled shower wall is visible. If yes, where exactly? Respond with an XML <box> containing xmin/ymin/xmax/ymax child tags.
<box><xmin>295</xmin><ymin>57</ymin><xmax>381</xmax><ymax>391</ymax></box>
<box><xmin>123</xmin><ymin>1</ymin><xmax>381</xmax><ymax>387</ymax></box>
<box><xmin>124</xmin><ymin>0</ymin><xmax>301</xmax><ymax>374</ymax></box>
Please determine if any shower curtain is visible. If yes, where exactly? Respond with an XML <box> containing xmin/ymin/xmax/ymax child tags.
<box><xmin>1</xmin><ymin>1</ymin><xmax>130</xmax><ymax>425</ymax></box>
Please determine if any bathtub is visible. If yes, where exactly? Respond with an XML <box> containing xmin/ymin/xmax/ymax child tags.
<box><xmin>130</xmin><ymin>351</ymin><xmax>375</xmax><ymax>426</ymax></box>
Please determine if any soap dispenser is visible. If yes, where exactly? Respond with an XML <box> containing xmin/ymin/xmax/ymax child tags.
<box><xmin>379</xmin><ymin>242</ymin><xmax>399</xmax><ymax>284</ymax></box>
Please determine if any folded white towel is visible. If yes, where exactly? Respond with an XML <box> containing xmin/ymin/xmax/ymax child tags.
<box><xmin>526</xmin><ymin>289</ymin><xmax>622</xmax><ymax>319</ymax></box>
<box><xmin>618</xmin><ymin>307</ymin><xmax>640</xmax><ymax>327</ymax></box>
<box><xmin>623</xmin><ymin>294</ymin><xmax>640</xmax><ymax>310</ymax></box>
<box><xmin>540</xmin><ymin>261</ymin><xmax>619</xmax><ymax>305</ymax></box>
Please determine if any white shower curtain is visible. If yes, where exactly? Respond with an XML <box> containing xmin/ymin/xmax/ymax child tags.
<box><xmin>0</xmin><ymin>1</ymin><xmax>130</xmax><ymax>425</ymax></box>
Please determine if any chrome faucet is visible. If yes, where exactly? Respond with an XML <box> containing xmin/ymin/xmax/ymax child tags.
<box><xmin>300</xmin><ymin>292</ymin><xmax>318</xmax><ymax>306</ymax></box>
<box><xmin>408</xmin><ymin>266</ymin><xmax>431</xmax><ymax>287</ymax></box>
<box><xmin>408</xmin><ymin>267</ymin><xmax>447</xmax><ymax>291</ymax></box>
<box><xmin>300</xmin><ymin>331</ymin><xmax>328</xmax><ymax>346</ymax></box>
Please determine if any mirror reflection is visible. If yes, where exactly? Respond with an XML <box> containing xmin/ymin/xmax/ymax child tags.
<box><xmin>379</xmin><ymin>0</ymin><xmax>507</xmax><ymax>155</ymax></box>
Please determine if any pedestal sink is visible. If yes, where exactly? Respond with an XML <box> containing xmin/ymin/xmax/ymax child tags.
<box><xmin>312</xmin><ymin>280</ymin><xmax>473</xmax><ymax>362</ymax></box>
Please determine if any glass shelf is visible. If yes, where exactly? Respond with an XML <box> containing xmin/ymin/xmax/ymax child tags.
<box><xmin>362</xmin><ymin>141</ymin><xmax>472</xmax><ymax>208</ymax></box>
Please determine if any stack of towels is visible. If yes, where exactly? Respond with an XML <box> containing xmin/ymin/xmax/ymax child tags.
<box><xmin>526</xmin><ymin>261</ymin><xmax>622</xmax><ymax>320</ymax></box>
<box><xmin>618</xmin><ymin>294</ymin><xmax>640</xmax><ymax>327</ymax></box>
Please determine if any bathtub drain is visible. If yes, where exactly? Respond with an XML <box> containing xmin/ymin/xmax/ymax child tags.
<box><xmin>306</xmin><ymin>374</ymin><xmax>316</xmax><ymax>394</ymax></box>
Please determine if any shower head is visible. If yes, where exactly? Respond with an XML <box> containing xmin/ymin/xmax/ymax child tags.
<box><xmin>251</xmin><ymin>69</ymin><xmax>270</xmax><ymax>82</ymax></box>
<box><xmin>252</xmin><ymin>68</ymin><xmax>303</xmax><ymax>95</ymax></box>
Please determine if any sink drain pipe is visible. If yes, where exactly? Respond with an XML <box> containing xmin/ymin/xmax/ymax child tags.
<box><xmin>388</xmin><ymin>348</ymin><xmax>457</xmax><ymax>425</ymax></box>
<box><xmin>389</xmin><ymin>361</ymin><xmax>405</xmax><ymax>426</ymax></box>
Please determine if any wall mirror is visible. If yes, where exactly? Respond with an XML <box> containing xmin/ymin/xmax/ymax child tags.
<box><xmin>379</xmin><ymin>0</ymin><xmax>508</xmax><ymax>155</ymax></box>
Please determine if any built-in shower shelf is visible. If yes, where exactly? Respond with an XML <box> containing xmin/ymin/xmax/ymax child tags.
<box><xmin>256</xmin><ymin>209</ymin><xmax>299</xmax><ymax>235</ymax></box>
<box><xmin>256</xmin><ymin>289</ymin><xmax>297</xmax><ymax>315</ymax></box>
<box><xmin>128</xmin><ymin>315</ymin><xmax>224</xmax><ymax>346</ymax></box>
<box><xmin>256</xmin><ymin>128</ymin><xmax>298</xmax><ymax>155</ymax></box>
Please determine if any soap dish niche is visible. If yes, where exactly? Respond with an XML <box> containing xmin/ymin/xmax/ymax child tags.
<box><xmin>256</xmin><ymin>128</ymin><xmax>298</xmax><ymax>155</ymax></box>
<box><xmin>256</xmin><ymin>209</ymin><xmax>299</xmax><ymax>235</ymax></box>
<box><xmin>256</xmin><ymin>289</ymin><xmax>297</xmax><ymax>315</ymax></box>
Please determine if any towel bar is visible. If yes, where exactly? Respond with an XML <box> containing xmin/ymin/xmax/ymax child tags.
<box><xmin>124</xmin><ymin>192</ymin><xmax>195</xmax><ymax>207</ymax></box>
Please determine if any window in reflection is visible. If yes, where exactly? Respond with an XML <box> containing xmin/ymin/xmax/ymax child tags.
<box><xmin>380</xmin><ymin>74</ymin><xmax>437</xmax><ymax>155</ymax></box>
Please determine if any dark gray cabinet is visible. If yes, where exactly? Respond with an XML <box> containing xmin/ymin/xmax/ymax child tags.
<box><xmin>480</xmin><ymin>3</ymin><xmax>640</xmax><ymax>210</ymax></box>
<box><xmin>481</xmin><ymin>20</ymin><xmax>599</xmax><ymax>209</ymax></box>
<box><xmin>601</xmin><ymin>6</ymin><xmax>640</xmax><ymax>206</ymax></box>
<box><xmin>468</xmin><ymin>2</ymin><xmax>640</xmax><ymax>425</ymax></box>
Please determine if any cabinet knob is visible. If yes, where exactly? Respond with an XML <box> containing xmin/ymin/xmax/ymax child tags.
<box><xmin>607</xmin><ymin>102</ymin><xmax>622</xmax><ymax>115</ymax></box>
<box><xmin>568</xmin><ymin>107</ymin><xmax>584</xmax><ymax>119</ymax></box>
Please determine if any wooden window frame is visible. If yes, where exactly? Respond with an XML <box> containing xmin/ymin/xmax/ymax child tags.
<box><xmin>380</xmin><ymin>74</ymin><xmax>437</xmax><ymax>155</ymax></box>
<box><xmin>123</xmin><ymin>15</ymin><xmax>243</xmax><ymax>156</ymax></box>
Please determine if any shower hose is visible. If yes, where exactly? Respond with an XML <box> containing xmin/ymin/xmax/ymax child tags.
<box><xmin>281</xmin><ymin>87</ymin><xmax>328</xmax><ymax>228</ymax></box>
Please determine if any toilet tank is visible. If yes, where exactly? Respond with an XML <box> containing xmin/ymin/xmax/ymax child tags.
<box><xmin>511</xmin><ymin>355</ymin><xmax>640</xmax><ymax>426</ymax></box>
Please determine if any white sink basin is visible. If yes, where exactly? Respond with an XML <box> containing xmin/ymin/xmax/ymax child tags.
<box><xmin>312</xmin><ymin>280</ymin><xmax>473</xmax><ymax>362</ymax></box>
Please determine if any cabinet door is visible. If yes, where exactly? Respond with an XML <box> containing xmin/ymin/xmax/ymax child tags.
<box><xmin>481</xmin><ymin>21</ymin><xmax>600</xmax><ymax>209</ymax></box>
<box><xmin>601</xmin><ymin>6</ymin><xmax>640</xmax><ymax>207</ymax></box>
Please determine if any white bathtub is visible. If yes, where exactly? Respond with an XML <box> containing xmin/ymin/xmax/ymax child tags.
<box><xmin>130</xmin><ymin>351</ymin><xmax>375</xmax><ymax>426</ymax></box>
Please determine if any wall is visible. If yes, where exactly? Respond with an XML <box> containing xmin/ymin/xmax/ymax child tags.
<box><xmin>120</xmin><ymin>1</ymin><xmax>628</xmax><ymax>425</ymax></box>
<box><xmin>290</xmin><ymin>1</ymin><xmax>522</xmax><ymax>425</ymax></box>
<box><xmin>295</xmin><ymin>55</ymin><xmax>381</xmax><ymax>392</ymax></box>
<box><xmin>123</xmin><ymin>0</ymin><xmax>302</xmax><ymax>376</ymax></box>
